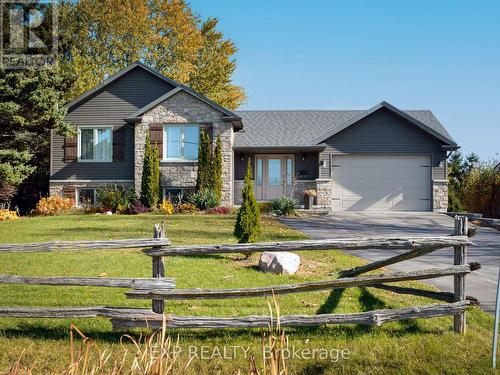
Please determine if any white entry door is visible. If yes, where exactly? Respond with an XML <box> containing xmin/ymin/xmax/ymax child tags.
<box><xmin>331</xmin><ymin>155</ymin><xmax>431</xmax><ymax>211</ymax></box>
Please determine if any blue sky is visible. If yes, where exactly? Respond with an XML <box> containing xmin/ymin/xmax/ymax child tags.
<box><xmin>191</xmin><ymin>0</ymin><xmax>499</xmax><ymax>161</ymax></box>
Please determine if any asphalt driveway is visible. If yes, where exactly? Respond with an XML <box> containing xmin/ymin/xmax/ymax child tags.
<box><xmin>280</xmin><ymin>212</ymin><xmax>500</xmax><ymax>313</ymax></box>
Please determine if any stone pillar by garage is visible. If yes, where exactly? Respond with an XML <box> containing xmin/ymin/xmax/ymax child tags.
<box><xmin>432</xmin><ymin>179</ymin><xmax>448</xmax><ymax>212</ymax></box>
<box><xmin>134</xmin><ymin>90</ymin><xmax>234</xmax><ymax>206</ymax></box>
<box><xmin>315</xmin><ymin>179</ymin><xmax>332</xmax><ymax>208</ymax></box>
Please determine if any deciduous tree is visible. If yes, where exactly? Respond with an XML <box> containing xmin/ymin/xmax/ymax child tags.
<box><xmin>61</xmin><ymin>0</ymin><xmax>245</xmax><ymax>109</ymax></box>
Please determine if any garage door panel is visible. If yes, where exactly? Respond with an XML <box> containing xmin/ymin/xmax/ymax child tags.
<box><xmin>332</xmin><ymin>155</ymin><xmax>430</xmax><ymax>211</ymax></box>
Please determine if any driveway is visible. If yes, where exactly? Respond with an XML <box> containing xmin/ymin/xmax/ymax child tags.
<box><xmin>280</xmin><ymin>212</ymin><xmax>500</xmax><ymax>313</ymax></box>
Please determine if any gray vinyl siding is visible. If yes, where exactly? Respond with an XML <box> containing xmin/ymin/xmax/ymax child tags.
<box><xmin>319</xmin><ymin>108</ymin><xmax>447</xmax><ymax>180</ymax></box>
<box><xmin>234</xmin><ymin>152</ymin><xmax>319</xmax><ymax>180</ymax></box>
<box><xmin>51</xmin><ymin>66</ymin><xmax>174</xmax><ymax>180</ymax></box>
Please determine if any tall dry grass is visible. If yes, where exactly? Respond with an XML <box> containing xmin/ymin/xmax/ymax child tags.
<box><xmin>8</xmin><ymin>297</ymin><xmax>289</xmax><ymax>375</ymax></box>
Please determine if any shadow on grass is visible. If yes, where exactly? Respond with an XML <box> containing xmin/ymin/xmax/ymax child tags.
<box><xmin>0</xmin><ymin>318</ymin><xmax>431</xmax><ymax>344</ymax></box>
<box><xmin>0</xmin><ymin>324</ymin><xmax>124</xmax><ymax>342</ymax></box>
<box><xmin>316</xmin><ymin>288</ymin><xmax>346</xmax><ymax>315</ymax></box>
<box><xmin>314</xmin><ymin>286</ymin><xmax>423</xmax><ymax>336</ymax></box>
<box><xmin>296</xmin><ymin>363</ymin><xmax>330</xmax><ymax>375</ymax></box>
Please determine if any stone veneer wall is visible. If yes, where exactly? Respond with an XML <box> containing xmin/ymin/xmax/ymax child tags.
<box><xmin>136</xmin><ymin>91</ymin><xmax>234</xmax><ymax>206</ymax></box>
<box><xmin>49</xmin><ymin>181</ymin><xmax>134</xmax><ymax>197</ymax></box>
<box><xmin>315</xmin><ymin>179</ymin><xmax>332</xmax><ymax>207</ymax></box>
<box><xmin>432</xmin><ymin>179</ymin><xmax>448</xmax><ymax>212</ymax></box>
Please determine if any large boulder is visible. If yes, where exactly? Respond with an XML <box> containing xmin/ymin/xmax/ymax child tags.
<box><xmin>258</xmin><ymin>252</ymin><xmax>300</xmax><ymax>275</ymax></box>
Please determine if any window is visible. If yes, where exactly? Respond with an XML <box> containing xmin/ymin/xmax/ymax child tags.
<box><xmin>163</xmin><ymin>125</ymin><xmax>200</xmax><ymax>161</ymax></box>
<box><xmin>163</xmin><ymin>188</ymin><xmax>192</xmax><ymax>203</ymax></box>
<box><xmin>268</xmin><ymin>159</ymin><xmax>282</xmax><ymax>186</ymax></box>
<box><xmin>78</xmin><ymin>127</ymin><xmax>112</xmax><ymax>162</ymax></box>
<box><xmin>256</xmin><ymin>158</ymin><xmax>263</xmax><ymax>186</ymax></box>
<box><xmin>77</xmin><ymin>188</ymin><xmax>97</xmax><ymax>205</ymax></box>
<box><xmin>286</xmin><ymin>158</ymin><xmax>293</xmax><ymax>186</ymax></box>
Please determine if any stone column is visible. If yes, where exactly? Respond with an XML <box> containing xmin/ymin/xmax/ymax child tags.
<box><xmin>217</xmin><ymin>122</ymin><xmax>234</xmax><ymax>206</ymax></box>
<box><xmin>315</xmin><ymin>179</ymin><xmax>332</xmax><ymax>208</ymax></box>
<box><xmin>432</xmin><ymin>180</ymin><xmax>448</xmax><ymax>212</ymax></box>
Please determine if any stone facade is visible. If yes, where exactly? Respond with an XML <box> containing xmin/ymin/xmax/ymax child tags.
<box><xmin>432</xmin><ymin>179</ymin><xmax>448</xmax><ymax>212</ymax></box>
<box><xmin>49</xmin><ymin>181</ymin><xmax>134</xmax><ymax>197</ymax></box>
<box><xmin>136</xmin><ymin>90</ymin><xmax>234</xmax><ymax>206</ymax></box>
<box><xmin>315</xmin><ymin>179</ymin><xmax>332</xmax><ymax>207</ymax></box>
<box><xmin>159</xmin><ymin>162</ymin><xmax>197</xmax><ymax>188</ymax></box>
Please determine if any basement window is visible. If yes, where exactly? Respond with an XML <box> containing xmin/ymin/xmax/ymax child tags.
<box><xmin>77</xmin><ymin>188</ymin><xmax>97</xmax><ymax>205</ymax></box>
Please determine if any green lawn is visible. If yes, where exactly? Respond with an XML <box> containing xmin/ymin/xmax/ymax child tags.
<box><xmin>0</xmin><ymin>214</ymin><xmax>497</xmax><ymax>374</ymax></box>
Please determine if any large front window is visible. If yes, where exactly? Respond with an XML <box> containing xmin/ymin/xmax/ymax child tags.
<box><xmin>163</xmin><ymin>125</ymin><xmax>199</xmax><ymax>161</ymax></box>
<box><xmin>78</xmin><ymin>127</ymin><xmax>112</xmax><ymax>162</ymax></box>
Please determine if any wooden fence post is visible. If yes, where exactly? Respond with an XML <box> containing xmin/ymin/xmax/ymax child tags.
<box><xmin>454</xmin><ymin>216</ymin><xmax>468</xmax><ymax>333</ymax></box>
<box><xmin>152</xmin><ymin>223</ymin><xmax>165</xmax><ymax>314</ymax></box>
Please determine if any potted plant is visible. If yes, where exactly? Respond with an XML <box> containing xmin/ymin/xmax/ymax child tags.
<box><xmin>302</xmin><ymin>189</ymin><xmax>317</xmax><ymax>209</ymax></box>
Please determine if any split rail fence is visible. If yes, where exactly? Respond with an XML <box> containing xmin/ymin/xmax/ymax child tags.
<box><xmin>0</xmin><ymin>216</ymin><xmax>478</xmax><ymax>333</ymax></box>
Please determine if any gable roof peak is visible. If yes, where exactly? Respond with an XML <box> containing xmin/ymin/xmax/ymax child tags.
<box><xmin>310</xmin><ymin>101</ymin><xmax>457</xmax><ymax>147</ymax></box>
<box><xmin>65</xmin><ymin>61</ymin><xmax>240</xmax><ymax>121</ymax></box>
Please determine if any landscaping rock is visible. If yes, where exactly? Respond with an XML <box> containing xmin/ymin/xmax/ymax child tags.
<box><xmin>258</xmin><ymin>252</ymin><xmax>300</xmax><ymax>275</ymax></box>
<box><xmin>105</xmin><ymin>211</ymin><xmax>113</xmax><ymax>216</ymax></box>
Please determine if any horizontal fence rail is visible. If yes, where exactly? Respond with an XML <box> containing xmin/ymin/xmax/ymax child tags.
<box><xmin>125</xmin><ymin>265</ymin><xmax>472</xmax><ymax>300</ymax></box>
<box><xmin>143</xmin><ymin>236</ymin><xmax>472</xmax><ymax>257</ymax></box>
<box><xmin>0</xmin><ymin>238</ymin><xmax>171</xmax><ymax>253</ymax></box>
<box><xmin>0</xmin><ymin>306</ymin><xmax>163</xmax><ymax>320</ymax></box>
<box><xmin>0</xmin><ymin>302</ymin><xmax>470</xmax><ymax>330</ymax></box>
<box><xmin>111</xmin><ymin>301</ymin><xmax>470</xmax><ymax>330</ymax></box>
<box><xmin>0</xmin><ymin>275</ymin><xmax>175</xmax><ymax>289</ymax></box>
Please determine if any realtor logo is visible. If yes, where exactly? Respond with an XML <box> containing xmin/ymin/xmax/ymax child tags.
<box><xmin>0</xmin><ymin>0</ymin><xmax>58</xmax><ymax>69</ymax></box>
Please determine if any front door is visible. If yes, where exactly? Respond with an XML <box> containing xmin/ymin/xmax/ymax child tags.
<box><xmin>254</xmin><ymin>155</ymin><xmax>294</xmax><ymax>201</ymax></box>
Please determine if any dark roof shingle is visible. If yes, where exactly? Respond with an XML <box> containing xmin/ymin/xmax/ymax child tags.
<box><xmin>234</xmin><ymin>106</ymin><xmax>456</xmax><ymax>148</ymax></box>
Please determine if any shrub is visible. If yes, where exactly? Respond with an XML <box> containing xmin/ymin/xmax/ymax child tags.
<box><xmin>175</xmin><ymin>203</ymin><xmax>198</xmax><ymax>214</ymax></box>
<box><xmin>302</xmin><ymin>189</ymin><xmax>317</xmax><ymax>197</ymax></box>
<box><xmin>80</xmin><ymin>203</ymin><xmax>103</xmax><ymax>214</ymax></box>
<box><xmin>140</xmin><ymin>132</ymin><xmax>160</xmax><ymax>208</ymax></box>
<box><xmin>196</xmin><ymin>129</ymin><xmax>212</xmax><ymax>191</ymax></box>
<box><xmin>270</xmin><ymin>196</ymin><xmax>297</xmax><ymax>216</ymax></box>
<box><xmin>234</xmin><ymin>159</ymin><xmax>261</xmax><ymax>243</ymax></box>
<box><xmin>159</xmin><ymin>199</ymin><xmax>174</xmax><ymax>215</ymax></box>
<box><xmin>96</xmin><ymin>185</ymin><xmax>135</xmax><ymax>212</ymax></box>
<box><xmin>35</xmin><ymin>196</ymin><xmax>74</xmax><ymax>216</ymax></box>
<box><xmin>448</xmin><ymin>188</ymin><xmax>464</xmax><ymax>212</ymax></box>
<box><xmin>0</xmin><ymin>209</ymin><xmax>19</xmax><ymax>221</ymax></box>
<box><xmin>190</xmin><ymin>189</ymin><xmax>218</xmax><ymax>210</ymax></box>
<box><xmin>128</xmin><ymin>200</ymin><xmax>150</xmax><ymax>215</ymax></box>
<box><xmin>212</xmin><ymin>134</ymin><xmax>223</xmax><ymax>203</ymax></box>
<box><xmin>116</xmin><ymin>203</ymin><xmax>129</xmax><ymax>214</ymax></box>
<box><xmin>258</xmin><ymin>202</ymin><xmax>273</xmax><ymax>214</ymax></box>
<box><xmin>461</xmin><ymin>164</ymin><xmax>500</xmax><ymax>218</ymax></box>
<box><xmin>207</xmin><ymin>206</ymin><xmax>232</xmax><ymax>215</ymax></box>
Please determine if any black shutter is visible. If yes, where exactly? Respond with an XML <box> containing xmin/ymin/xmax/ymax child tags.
<box><xmin>113</xmin><ymin>125</ymin><xmax>126</xmax><ymax>163</ymax></box>
<box><xmin>64</xmin><ymin>136</ymin><xmax>77</xmax><ymax>162</ymax></box>
<box><xmin>150</xmin><ymin>124</ymin><xmax>163</xmax><ymax>161</ymax></box>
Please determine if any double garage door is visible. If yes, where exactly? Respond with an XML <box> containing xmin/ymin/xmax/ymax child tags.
<box><xmin>331</xmin><ymin>155</ymin><xmax>431</xmax><ymax>211</ymax></box>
